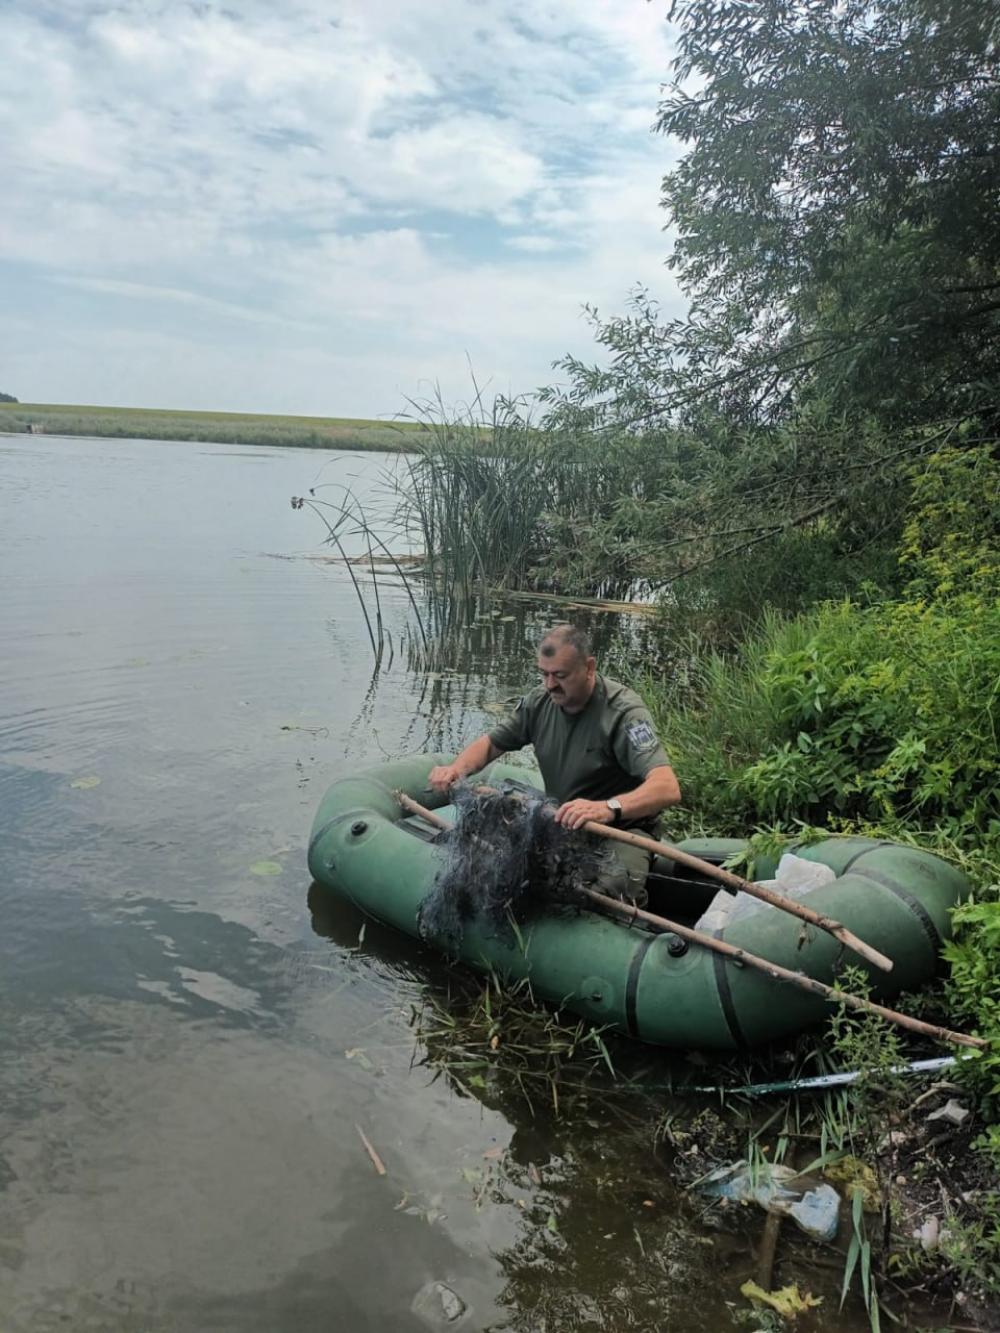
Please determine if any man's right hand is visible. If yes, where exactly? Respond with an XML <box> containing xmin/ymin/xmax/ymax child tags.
<box><xmin>427</xmin><ymin>764</ymin><xmax>464</xmax><ymax>793</ymax></box>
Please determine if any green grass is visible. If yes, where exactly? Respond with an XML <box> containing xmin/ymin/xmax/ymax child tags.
<box><xmin>0</xmin><ymin>401</ymin><xmax>432</xmax><ymax>452</ymax></box>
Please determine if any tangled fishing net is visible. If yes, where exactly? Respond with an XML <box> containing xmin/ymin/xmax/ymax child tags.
<box><xmin>416</xmin><ymin>782</ymin><xmax>614</xmax><ymax>949</ymax></box>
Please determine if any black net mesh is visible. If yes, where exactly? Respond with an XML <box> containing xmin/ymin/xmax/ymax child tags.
<box><xmin>416</xmin><ymin>782</ymin><xmax>613</xmax><ymax>949</ymax></box>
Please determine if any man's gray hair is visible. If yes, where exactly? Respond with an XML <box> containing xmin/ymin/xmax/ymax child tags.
<box><xmin>539</xmin><ymin>623</ymin><xmax>593</xmax><ymax>662</ymax></box>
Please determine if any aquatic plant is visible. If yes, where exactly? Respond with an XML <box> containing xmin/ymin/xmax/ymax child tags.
<box><xmin>411</xmin><ymin>966</ymin><xmax>617</xmax><ymax>1116</ymax></box>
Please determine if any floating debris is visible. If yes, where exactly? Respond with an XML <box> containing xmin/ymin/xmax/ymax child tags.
<box><xmin>411</xmin><ymin>1280</ymin><xmax>467</xmax><ymax>1326</ymax></box>
<box><xmin>697</xmin><ymin>1161</ymin><xmax>841</xmax><ymax>1243</ymax></box>
<box><xmin>740</xmin><ymin>1280</ymin><xmax>822</xmax><ymax>1319</ymax></box>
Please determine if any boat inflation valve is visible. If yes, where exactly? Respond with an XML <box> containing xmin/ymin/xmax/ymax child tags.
<box><xmin>666</xmin><ymin>934</ymin><xmax>688</xmax><ymax>957</ymax></box>
<box><xmin>350</xmin><ymin>820</ymin><xmax>368</xmax><ymax>837</ymax></box>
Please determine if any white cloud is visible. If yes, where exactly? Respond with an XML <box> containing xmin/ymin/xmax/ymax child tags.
<box><xmin>505</xmin><ymin>236</ymin><xmax>562</xmax><ymax>253</ymax></box>
<box><xmin>369</xmin><ymin>114</ymin><xmax>544</xmax><ymax>213</ymax></box>
<box><xmin>52</xmin><ymin>276</ymin><xmax>323</xmax><ymax>332</ymax></box>
<box><xmin>0</xmin><ymin>0</ymin><xmax>685</xmax><ymax>413</ymax></box>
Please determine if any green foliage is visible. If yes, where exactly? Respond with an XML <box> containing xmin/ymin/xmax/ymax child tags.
<box><xmin>900</xmin><ymin>443</ymin><xmax>1000</xmax><ymax>604</ymax></box>
<box><xmin>396</xmin><ymin>392</ymin><xmax>556</xmax><ymax>601</ymax></box>
<box><xmin>827</xmin><ymin>969</ymin><xmax>910</xmax><ymax>1333</ymax></box>
<box><xmin>534</xmin><ymin>0</ymin><xmax>999</xmax><ymax>602</ymax></box>
<box><xmin>935</xmin><ymin>1194</ymin><xmax>1000</xmax><ymax>1298</ymax></box>
<box><xmin>828</xmin><ymin>967</ymin><xmax>907</xmax><ymax>1098</ymax></box>
<box><xmin>395</xmin><ymin>391</ymin><xmax>707</xmax><ymax>600</ymax></box>
<box><xmin>656</xmin><ymin>0</ymin><xmax>1000</xmax><ymax>427</ymax></box>
<box><xmin>646</xmin><ymin>595</ymin><xmax>1000</xmax><ymax>835</ymax></box>
<box><xmin>943</xmin><ymin>892</ymin><xmax>1000</xmax><ymax>1140</ymax></box>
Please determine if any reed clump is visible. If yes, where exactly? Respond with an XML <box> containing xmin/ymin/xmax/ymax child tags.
<box><xmin>396</xmin><ymin>392</ymin><xmax>554</xmax><ymax>602</ymax></box>
<box><xmin>394</xmin><ymin>388</ymin><xmax>677</xmax><ymax>604</ymax></box>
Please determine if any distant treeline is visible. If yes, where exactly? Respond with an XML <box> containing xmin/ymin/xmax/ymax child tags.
<box><xmin>0</xmin><ymin>391</ymin><xmax>17</xmax><ymax>403</ymax></box>
<box><xmin>0</xmin><ymin>402</ymin><xmax>430</xmax><ymax>452</ymax></box>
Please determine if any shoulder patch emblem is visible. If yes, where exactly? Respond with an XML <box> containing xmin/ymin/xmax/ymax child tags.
<box><xmin>626</xmin><ymin>719</ymin><xmax>657</xmax><ymax>751</ymax></box>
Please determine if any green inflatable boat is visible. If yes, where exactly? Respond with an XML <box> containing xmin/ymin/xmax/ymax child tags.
<box><xmin>307</xmin><ymin>756</ymin><xmax>970</xmax><ymax>1050</ymax></box>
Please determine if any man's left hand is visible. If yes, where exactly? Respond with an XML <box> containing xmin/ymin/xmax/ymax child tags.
<box><xmin>554</xmin><ymin>799</ymin><xmax>614</xmax><ymax>831</ymax></box>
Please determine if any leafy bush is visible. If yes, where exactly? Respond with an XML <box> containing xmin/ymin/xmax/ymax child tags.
<box><xmin>899</xmin><ymin>442</ymin><xmax>1000</xmax><ymax>604</ymax></box>
<box><xmin>749</xmin><ymin>599</ymin><xmax>999</xmax><ymax>828</ymax></box>
<box><xmin>644</xmin><ymin>592</ymin><xmax>1000</xmax><ymax>836</ymax></box>
<box><xmin>944</xmin><ymin>889</ymin><xmax>1000</xmax><ymax>1148</ymax></box>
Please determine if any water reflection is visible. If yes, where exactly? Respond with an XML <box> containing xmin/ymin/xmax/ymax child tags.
<box><xmin>0</xmin><ymin>436</ymin><xmax>863</xmax><ymax>1331</ymax></box>
<box><xmin>345</xmin><ymin>583</ymin><xmax>674</xmax><ymax>760</ymax></box>
<box><xmin>308</xmin><ymin>880</ymin><xmax>761</xmax><ymax>1333</ymax></box>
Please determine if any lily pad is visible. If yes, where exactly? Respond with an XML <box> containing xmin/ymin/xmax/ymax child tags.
<box><xmin>70</xmin><ymin>776</ymin><xmax>101</xmax><ymax>790</ymax></box>
<box><xmin>249</xmin><ymin>860</ymin><xmax>282</xmax><ymax>877</ymax></box>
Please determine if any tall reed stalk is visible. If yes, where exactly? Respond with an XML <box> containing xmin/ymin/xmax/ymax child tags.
<box><xmin>396</xmin><ymin>389</ymin><xmax>556</xmax><ymax>603</ymax></box>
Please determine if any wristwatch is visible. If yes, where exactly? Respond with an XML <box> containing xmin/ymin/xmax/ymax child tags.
<box><xmin>606</xmin><ymin>798</ymin><xmax>623</xmax><ymax>824</ymax></box>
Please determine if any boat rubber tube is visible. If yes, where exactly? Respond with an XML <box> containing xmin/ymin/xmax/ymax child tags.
<box><xmin>307</xmin><ymin>756</ymin><xmax>970</xmax><ymax>1050</ymax></box>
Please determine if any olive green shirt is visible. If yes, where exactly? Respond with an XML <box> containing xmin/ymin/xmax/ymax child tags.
<box><xmin>487</xmin><ymin>675</ymin><xmax>670</xmax><ymax>828</ymax></box>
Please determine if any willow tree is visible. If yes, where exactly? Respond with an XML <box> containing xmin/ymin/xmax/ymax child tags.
<box><xmin>541</xmin><ymin>0</ymin><xmax>999</xmax><ymax>601</ymax></box>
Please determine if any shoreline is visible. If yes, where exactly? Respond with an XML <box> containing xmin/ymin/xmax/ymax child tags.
<box><xmin>0</xmin><ymin>402</ymin><xmax>429</xmax><ymax>453</ymax></box>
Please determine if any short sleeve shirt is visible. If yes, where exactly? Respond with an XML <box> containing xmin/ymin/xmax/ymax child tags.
<box><xmin>487</xmin><ymin>675</ymin><xmax>670</xmax><ymax>827</ymax></box>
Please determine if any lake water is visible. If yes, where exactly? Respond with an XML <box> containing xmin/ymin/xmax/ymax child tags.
<box><xmin>0</xmin><ymin>434</ymin><xmax>865</xmax><ymax>1331</ymax></box>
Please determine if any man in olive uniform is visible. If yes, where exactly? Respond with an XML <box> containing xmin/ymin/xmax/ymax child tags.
<box><xmin>428</xmin><ymin>624</ymin><xmax>680</xmax><ymax>904</ymax></box>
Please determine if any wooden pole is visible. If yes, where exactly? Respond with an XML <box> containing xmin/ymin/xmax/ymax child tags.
<box><xmin>395</xmin><ymin>792</ymin><xmax>986</xmax><ymax>1051</ymax></box>
<box><xmin>756</xmin><ymin>1212</ymin><xmax>782</xmax><ymax>1291</ymax></box>
<box><xmin>473</xmin><ymin>785</ymin><xmax>893</xmax><ymax>975</ymax></box>
<box><xmin>580</xmin><ymin>884</ymin><xmax>985</xmax><ymax>1049</ymax></box>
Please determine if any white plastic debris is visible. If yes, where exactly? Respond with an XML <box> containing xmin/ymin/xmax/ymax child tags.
<box><xmin>412</xmin><ymin>1281</ymin><xmax>468</xmax><ymax>1326</ymax></box>
<box><xmin>915</xmin><ymin>1216</ymin><xmax>940</xmax><ymax>1251</ymax></box>
<box><xmin>695</xmin><ymin>1161</ymin><xmax>841</xmax><ymax>1243</ymax></box>
<box><xmin>696</xmin><ymin>853</ymin><xmax>837</xmax><ymax>931</ymax></box>
<box><xmin>926</xmin><ymin>1098</ymin><xmax>970</xmax><ymax>1128</ymax></box>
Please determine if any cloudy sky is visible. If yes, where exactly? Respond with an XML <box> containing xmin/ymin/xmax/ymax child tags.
<box><xmin>1</xmin><ymin>1</ymin><xmax>684</xmax><ymax>418</ymax></box>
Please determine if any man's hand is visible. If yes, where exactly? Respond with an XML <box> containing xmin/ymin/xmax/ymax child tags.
<box><xmin>554</xmin><ymin>798</ymin><xmax>614</xmax><ymax>831</ymax></box>
<box><xmin>428</xmin><ymin>763</ymin><xmax>464</xmax><ymax>794</ymax></box>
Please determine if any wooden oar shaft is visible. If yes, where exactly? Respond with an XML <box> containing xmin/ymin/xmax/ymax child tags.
<box><xmin>396</xmin><ymin>791</ymin><xmax>985</xmax><ymax>1051</ymax></box>
<box><xmin>398</xmin><ymin>791</ymin><xmax>451</xmax><ymax>830</ymax></box>
<box><xmin>580</xmin><ymin>886</ymin><xmax>986</xmax><ymax>1050</ymax></box>
<box><xmin>586</xmin><ymin>821</ymin><xmax>893</xmax><ymax>974</ymax></box>
<box><xmin>472</xmin><ymin>785</ymin><xmax>892</xmax><ymax>974</ymax></box>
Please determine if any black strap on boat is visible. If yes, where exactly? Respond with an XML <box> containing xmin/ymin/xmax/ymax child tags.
<box><xmin>839</xmin><ymin>840</ymin><xmax>895</xmax><ymax>876</ymax></box>
<box><xmin>624</xmin><ymin>933</ymin><xmax>656</xmax><ymax>1040</ymax></box>
<box><xmin>829</xmin><ymin>843</ymin><xmax>943</xmax><ymax>958</ymax></box>
<box><xmin>851</xmin><ymin>866</ymin><xmax>943</xmax><ymax>959</ymax></box>
<box><xmin>712</xmin><ymin>929</ymin><xmax>748</xmax><ymax>1050</ymax></box>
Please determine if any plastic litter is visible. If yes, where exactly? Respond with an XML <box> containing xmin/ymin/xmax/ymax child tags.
<box><xmin>696</xmin><ymin>852</ymin><xmax>836</xmax><ymax>932</ymax></box>
<box><xmin>740</xmin><ymin>1280</ymin><xmax>823</xmax><ymax>1318</ymax></box>
<box><xmin>926</xmin><ymin>1097</ymin><xmax>970</xmax><ymax>1127</ymax></box>
<box><xmin>696</xmin><ymin>1161</ymin><xmax>841</xmax><ymax>1243</ymax></box>
<box><xmin>687</xmin><ymin>1055</ymin><xmax>956</xmax><ymax>1097</ymax></box>
<box><xmin>412</xmin><ymin>1280</ymin><xmax>467</xmax><ymax>1326</ymax></box>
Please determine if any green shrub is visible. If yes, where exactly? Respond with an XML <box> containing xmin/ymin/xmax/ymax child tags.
<box><xmin>943</xmin><ymin>888</ymin><xmax>1000</xmax><ymax>1146</ymax></box>
<box><xmin>643</xmin><ymin>595</ymin><xmax>1000</xmax><ymax>836</ymax></box>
